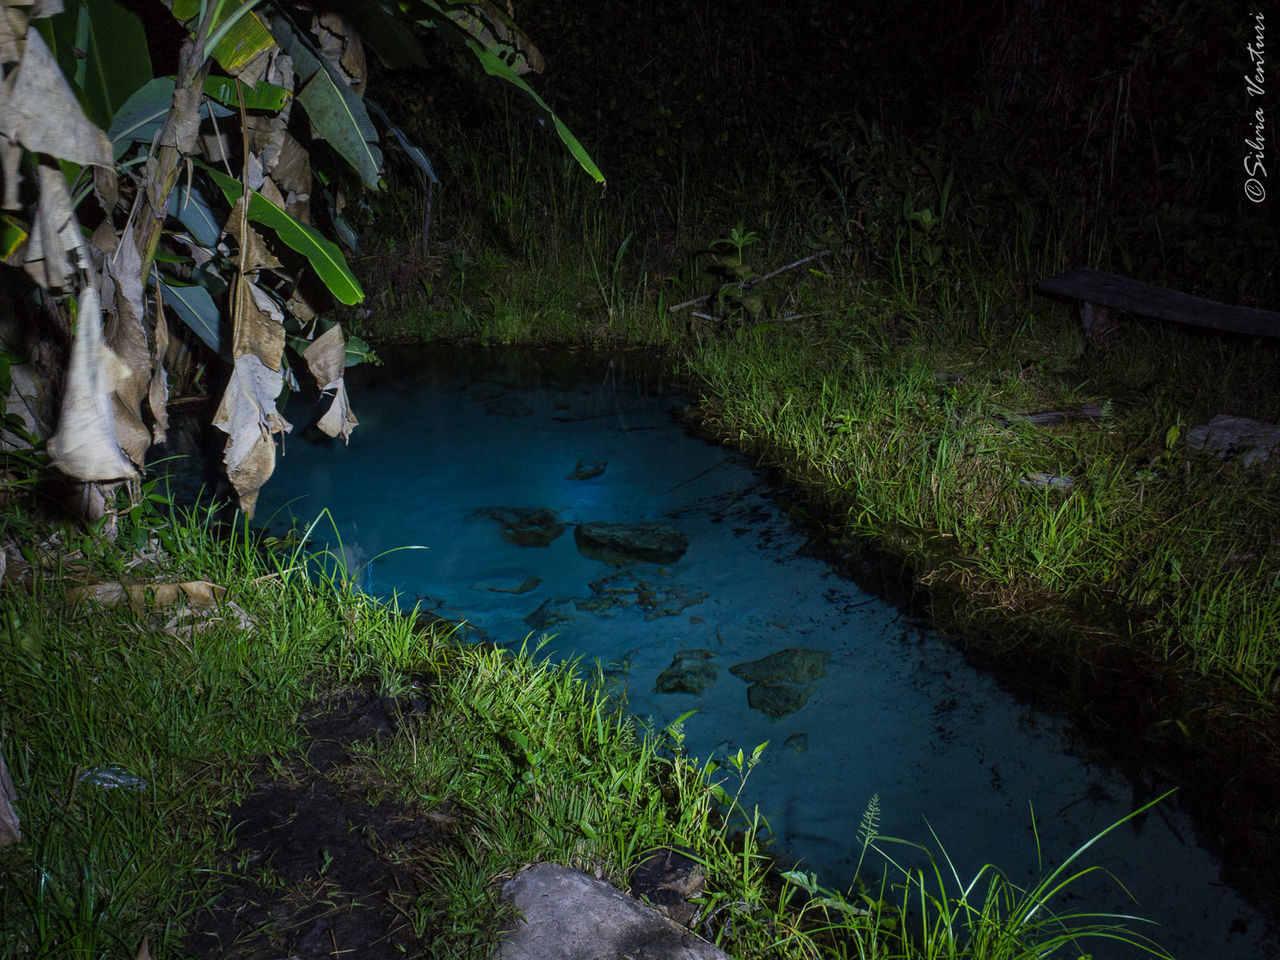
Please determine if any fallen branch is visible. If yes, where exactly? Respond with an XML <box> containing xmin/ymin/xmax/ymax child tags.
<box><xmin>668</xmin><ymin>250</ymin><xmax>831</xmax><ymax>313</ymax></box>
<box><xmin>669</xmin><ymin>293</ymin><xmax>712</xmax><ymax>312</ymax></box>
<box><xmin>749</xmin><ymin>249</ymin><xmax>831</xmax><ymax>288</ymax></box>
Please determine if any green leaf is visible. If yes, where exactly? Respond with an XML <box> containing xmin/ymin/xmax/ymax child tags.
<box><xmin>457</xmin><ymin>35</ymin><xmax>604</xmax><ymax>184</ymax></box>
<box><xmin>165</xmin><ymin>0</ymin><xmax>277</xmax><ymax>75</ymax></box>
<box><xmin>272</xmin><ymin>17</ymin><xmax>383</xmax><ymax>190</ymax></box>
<box><xmin>107</xmin><ymin>77</ymin><xmax>176</xmax><ymax>155</ymax></box>
<box><xmin>344</xmin><ymin>334</ymin><xmax>377</xmax><ymax>367</ymax></box>
<box><xmin>203</xmin><ymin>75</ymin><xmax>290</xmax><ymax>112</ymax></box>
<box><xmin>346</xmin><ymin>0</ymin><xmax>428</xmax><ymax>69</ymax></box>
<box><xmin>109</xmin><ymin>77</ymin><xmax>236</xmax><ymax>159</ymax></box>
<box><xmin>0</xmin><ymin>215</ymin><xmax>28</xmax><ymax>261</ymax></box>
<box><xmin>367</xmin><ymin>98</ymin><xmax>438</xmax><ymax>183</ymax></box>
<box><xmin>167</xmin><ymin>181</ymin><xmax>222</xmax><ymax>248</ymax></box>
<box><xmin>157</xmin><ymin>278</ymin><xmax>226</xmax><ymax>356</ymax></box>
<box><xmin>297</xmin><ymin>70</ymin><xmax>383</xmax><ymax>190</ymax></box>
<box><xmin>41</xmin><ymin>0</ymin><xmax>153</xmax><ymax>129</ymax></box>
<box><xmin>199</xmin><ymin>163</ymin><xmax>364</xmax><ymax>305</ymax></box>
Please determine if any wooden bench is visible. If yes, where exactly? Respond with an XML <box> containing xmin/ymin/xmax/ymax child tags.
<box><xmin>1037</xmin><ymin>268</ymin><xmax>1280</xmax><ymax>343</ymax></box>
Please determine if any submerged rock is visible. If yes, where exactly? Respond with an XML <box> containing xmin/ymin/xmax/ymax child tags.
<box><xmin>785</xmin><ymin>732</ymin><xmax>809</xmax><ymax>753</ymax></box>
<box><xmin>574</xmin><ymin>522</ymin><xmax>689</xmax><ymax>565</ymax></box>
<box><xmin>577</xmin><ymin>570</ymin><xmax>707</xmax><ymax>620</ymax></box>
<box><xmin>476</xmin><ymin>576</ymin><xmax>542</xmax><ymax>595</ymax></box>
<box><xmin>655</xmin><ymin>649</ymin><xmax>718</xmax><ymax>696</ymax></box>
<box><xmin>746</xmin><ymin>681</ymin><xmax>815</xmax><ymax>720</ymax></box>
<box><xmin>566</xmin><ymin>459</ymin><xmax>607</xmax><ymax>480</ymax></box>
<box><xmin>524</xmin><ymin>598</ymin><xmax>572</xmax><ymax>630</ymax></box>
<box><xmin>729</xmin><ymin>648</ymin><xmax>829</xmax><ymax>684</ymax></box>
<box><xmin>476</xmin><ymin>507</ymin><xmax>565</xmax><ymax>547</ymax></box>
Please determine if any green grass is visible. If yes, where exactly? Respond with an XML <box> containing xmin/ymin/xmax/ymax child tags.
<box><xmin>0</xmin><ymin>481</ymin><xmax>1174</xmax><ymax>958</ymax></box>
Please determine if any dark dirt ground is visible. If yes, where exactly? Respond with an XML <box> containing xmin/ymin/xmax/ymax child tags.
<box><xmin>185</xmin><ymin>685</ymin><xmax>444</xmax><ymax>960</ymax></box>
<box><xmin>182</xmin><ymin>681</ymin><xmax>707</xmax><ymax>960</ymax></box>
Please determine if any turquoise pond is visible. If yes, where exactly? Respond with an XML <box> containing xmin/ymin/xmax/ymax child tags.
<box><xmin>172</xmin><ymin>346</ymin><xmax>1274</xmax><ymax>959</ymax></box>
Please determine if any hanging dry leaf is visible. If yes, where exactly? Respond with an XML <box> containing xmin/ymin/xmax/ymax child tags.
<box><xmin>0</xmin><ymin>741</ymin><xmax>19</xmax><ymax>848</ymax></box>
<box><xmin>93</xmin><ymin>164</ymin><xmax>119</xmax><ymax>217</ymax></box>
<box><xmin>448</xmin><ymin>0</ymin><xmax>545</xmax><ymax>75</ymax></box>
<box><xmin>47</xmin><ymin>284</ymin><xmax>139</xmax><ymax>481</ymax></box>
<box><xmin>90</xmin><ymin>219</ymin><xmax>119</xmax><ymax>254</ymax></box>
<box><xmin>2</xmin><ymin>363</ymin><xmax>50</xmax><ymax>447</ymax></box>
<box><xmin>244</xmin><ymin>50</ymin><xmax>294</xmax><ymax>172</ymax></box>
<box><xmin>316</xmin><ymin>378</ymin><xmax>357</xmax><ymax>442</ymax></box>
<box><xmin>225</xmin><ymin>197</ymin><xmax>283</xmax><ymax>273</ymax></box>
<box><xmin>157</xmin><ymin>85</ymin><xmax>201</xmax><ymax>154</ymax></box>
<box><xmin>212</xmin><ymin>353</ymin><xmax>291</xmax><ymax>516</ymax></box>
<box><xmin>0</xmin><ymin>7</ymin><xmax>27</xmax><ymax>64</ymax></box>
<box><xmin>198</xmin><ymin>129</ymin><xmax>233</xmax><ymax>164</ymax></box>
<box><xmin>0</xmin><ymin>27</ymin><xmax>112</xmax><ymax>169</ymax></box>
<box><xmin>302</xmin><ymin>322</ymin><xmax>344</xmax><ymax>386</ymax></box>
<box><xmin>303</xmin><ymin>324</ymin><xmax>357</xmax><ymax>442</ymax></box>
<box><xmin>148</xmin><ymin>307</ymin><xmax>170</xmax><ymax>444</ymax></box>
<box><xmin>1</xmin><ymin>134</ymin><xmax>21</xmax><ymax>210</ymax></box>
<box><xmin>103</xmin><ymin>231</ymin><xmax>153</xmax><ymax>469</ymax></box>
<box><xmin>257</xmin><ymin>176</ymin><xmax>286</xmax><ymax>210</ymax></box>
<box><xmin>315</xmin><ymin>12</ymin><xmax>367</xmax><ymax>96</ymax></box>
<box><xmin>110</xmin><ymin>222</ymin><xmax>147</xmax><ymax>322</ymax></box>
<box><xmin>287</xmin><ymin>288</ymin><xmax>317</xmax><ymax>325</ymax></box>
<box><xmin>229</xmin><ymin>279</ymin><xmax>285</xmax><ymax>371</ymax></box>
<box><xmin>272</xmin><ymin>133</ymin><xmax>312</xmax><ymax>200</ymax></box>
<box><xmin>23</xmin><ymin>165</ymin><xmax>81</xmax><ymax>290</ymax></box>
<box><xmin>134</xmin><ymin>937</ymin><xmax>152</xmax><ymax>960</ymax></box>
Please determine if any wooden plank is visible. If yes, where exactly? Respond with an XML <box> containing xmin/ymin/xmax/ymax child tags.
<box><xmin>1038</xmin><ymin>269</ymin><xmax>1280</xmax><ymax>339</ymax></box>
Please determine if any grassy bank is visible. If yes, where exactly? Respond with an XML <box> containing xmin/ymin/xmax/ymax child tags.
<box><xmin>348</xmin><ymin>111</ymin><xmax>1280</xmax><ymax>704</ymax></box>
<box><xmin>0</xmin><ymin>486</ymin><xmax>1172</xmax><ymax>958</ymax></box>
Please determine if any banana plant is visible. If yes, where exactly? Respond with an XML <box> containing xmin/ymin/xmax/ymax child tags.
<box><xmin>0</xmin><ymin>0</ymin><xmax>602</xmax><ymax>517</ymax></box>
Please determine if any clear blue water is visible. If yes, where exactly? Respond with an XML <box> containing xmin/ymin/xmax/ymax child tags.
<box><xmin>233</xmin><ymin>346</ymin><xmax>1273</xmax><ymax>959</ymax></box>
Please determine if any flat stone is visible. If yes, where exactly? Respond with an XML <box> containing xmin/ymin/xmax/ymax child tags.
<box><xmin>575</xmin><ymin>522</ymin><xmax>689</xmax><ymax>565</ymax></box>
<box><xmin>495</xmin><ymin>862</ymin><xmax>728</xmax><ymax>960</ymax></box>
<box><xmin>729</xmin><ymin>648</ymin><xmax>829</xmax><ymax>684</ymax></box>
<box><xmin>1186</xmin><ymin>415</ymin><xmax>1280</xmax><ymax>467</ymax></box>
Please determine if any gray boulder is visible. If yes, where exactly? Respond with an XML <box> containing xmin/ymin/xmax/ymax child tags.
<box><xmin>495</xmin><ymin>862</ymin><xmax>727</xmax><ymax>960</ymax></box>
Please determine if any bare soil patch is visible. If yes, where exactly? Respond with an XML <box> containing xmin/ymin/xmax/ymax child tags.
<box><xmin>186</xmin><ymin>685</ymin><xmax>444</xmax><ymax>959</ymax></box>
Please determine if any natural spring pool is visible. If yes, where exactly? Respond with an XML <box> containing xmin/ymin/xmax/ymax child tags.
<box><xmin>195</xmin><ymin>346</ymin><xmax>1274</xmax><ymax>959</ymax></box>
